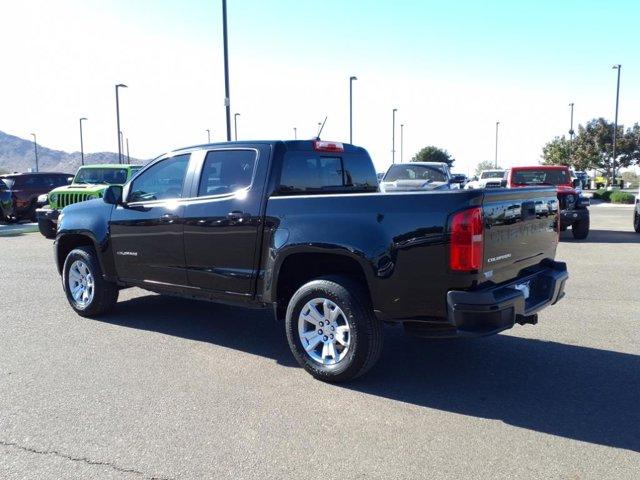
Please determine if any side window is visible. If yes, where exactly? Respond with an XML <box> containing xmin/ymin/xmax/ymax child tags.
<box><xmin>128</xmin><ymin>154</ymin><xmax>190</xmax><ymax>203</ymax></box>
<box><xmin>197</xmin><ymin>150</ymin><xmax>256</xmax><ymax>197</ymax></box>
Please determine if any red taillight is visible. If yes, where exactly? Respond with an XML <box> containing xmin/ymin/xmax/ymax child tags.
<box><xmin>449</xmin><ymin>207</ymin><xmax>484</xmax><ymax>272</ymax></box>
<box><xmin>313</xmin><ymin>140</ymin><xmax>344</xmax><ymax>152</ymax></box>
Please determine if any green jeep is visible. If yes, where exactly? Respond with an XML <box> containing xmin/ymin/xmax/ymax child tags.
<box><xmin>36</xmin><ymin>164</ymin><xmax>142</xmax><ymax>239</ymax></box>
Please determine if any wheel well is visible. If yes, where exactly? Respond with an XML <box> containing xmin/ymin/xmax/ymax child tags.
<box><xmin>275</xmin><ymin>253</ymin><xmax>370</xmax><ymax>320</ymax></box>
<box><xmin>56</xmin><ymin>234</ymin><xmax>94</xmax><ymax>274</ymax></box>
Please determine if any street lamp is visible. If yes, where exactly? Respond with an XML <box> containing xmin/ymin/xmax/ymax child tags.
<box><xmin>234</xmin><ymin>113</ymin><xmax>240</xmax><ymax>141</ymax></box>
<box><xmin>206</xmin><ymin>129</ymin><xmax>211</xmax><ymax>143</ymax></box>
<box><xmin>400</xmin><ymin>124</ymin><xmax>404</xmax><ymax>163</ymax></box>
<box><xmin>30</xmin><ymin>133</ymin><xmax>38</xmax><ymax>172</ymax></box>
<box><xmin>119</xmin><ymin>132</ymin><xmax>124</xmax><ymax>165</ymax></box>
<box><xmin>349</xmin><ymin>75</ymin><xmax>357</xmax><ymax>143</ymax></box>
<box><xmin>317</xmin><ymin>122</ymin><xmax>322</xmax><ymax>137</ymax></box>
<box><xmin>293</xmin><ymin>127</ymin><xmax>297</xmax><ymax>139</ymax></box>
<box><xmin>568</xmin><ymin>103</ymin><xmax>574</xmax><ymax>163</ymax></box>
<box><xmin>494</xmin><ymin>121</ymin><xmax>500</xmax><ymax>168</ymax></box>
<box><xmin>392</xmin><ymin>108</ymin><xmax>398</xmax><ymax>164</ymax></box>
<box><xmin>612</xmin><ymin>64</ymin><xmax>622</xmax><ymax>186</ymax></box>
<box><xmin>126</xmin><ymin>138</ymin><xmax>130</xmax><ymax>164</ymax></box>
<box><xmin>115</xmin><ymin>83</ymin><xmax>127</xmax><ymax>164</ymax></box>
<box><xmin>222</xmin><ymin>0</ymin><xmax>232</xmax><ymax>141</ymax></box>
<box><xmin>79</xmin><ymin>118</ymin><xmax>87</xmax><ymax>166</ymax></box>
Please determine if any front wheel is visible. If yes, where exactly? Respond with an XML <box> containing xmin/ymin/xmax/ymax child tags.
<box><xmin>63</xmin><ymin>246</ymin><xmax>119</xmax><ymax>317</ymax></box>
<box><xmin>37</xmin><ymin>217</ymin><xmax>56</xmax><ymax>239</ymax></box>
<box><xmin>572</xmin><ymin>217</ymin><xmax>590</xmax><ymax>240</ymax></box>
<box><xmin>285</xmin><ymin>276</ymin><xmax>383</xmax><ymax>382</ymax></box>
<box><xmin>634</xmin><ymin>211</ymin><xmax>640</xmax><ymax>233</ymax></box>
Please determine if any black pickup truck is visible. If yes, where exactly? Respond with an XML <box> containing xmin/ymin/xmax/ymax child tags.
<box><xmin>54</xmin><ymin>140</ymin><xmax>568</xmax><ymax>382</ymax></box>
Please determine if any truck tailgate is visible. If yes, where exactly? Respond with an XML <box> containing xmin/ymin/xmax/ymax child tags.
<box><xmin>481</xmin><ymin>187</ymin><xmax>559</xmax><ymax>284</ymax></box>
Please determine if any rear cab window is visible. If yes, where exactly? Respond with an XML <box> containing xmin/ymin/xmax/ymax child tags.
<box><xmin>278</xmin><ymin>151</ymin><xmax>377</xmax><ymax>195</ymax></box>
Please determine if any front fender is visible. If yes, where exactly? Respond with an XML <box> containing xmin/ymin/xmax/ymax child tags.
<box><xmin>56</xmin><ymin>199</ymin><xmax>116</xmax><ymax>279</ymax></box>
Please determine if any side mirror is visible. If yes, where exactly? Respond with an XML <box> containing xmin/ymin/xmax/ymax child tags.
<box><xmin>103</xmin><ymin>185</ymin><xmax>123</xmax><ymax>205</ymax></box>
<box><xmin>500</xmin><ymin>179</ymin><xmax>508</xmax><ymax>187</ymax></box>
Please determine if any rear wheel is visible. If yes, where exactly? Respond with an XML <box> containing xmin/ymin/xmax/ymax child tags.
<box><xmin>285</xmin><ymin>276</ymin><xmax>383</xmax><ymax>382</ymax></box>
<box><xmin>572</xmin><ymin>217</ymin><xmax>590</xmax><ymax>240</ymax></box>
<box><xmin>63</xmin><ymin>246</ymin><xmax>118</xmax><ymax>317</ymax></box>
<box><xmin>634</xmin><ymin>211</ymin><xmax>640</xmax><ymax>233</ymax></box>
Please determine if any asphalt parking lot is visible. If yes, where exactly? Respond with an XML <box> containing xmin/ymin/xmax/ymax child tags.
<box><xmin>1</xmin><ymin>204</ymin><xmax>638</xmax><ymax>479</ymax></box>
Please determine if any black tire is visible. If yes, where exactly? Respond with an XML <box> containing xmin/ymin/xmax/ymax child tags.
<box><xmin>572</xmin><ymin>217</ymin><xmax>590</xmax><ymax>240</ymax></box>
<box><xmin>27</xmin><ymin>200</ymin><xmax>37</xmax><ymax>222</ymax></box>
<box><xmin>37</xmin><ymin>217</ymin><xmax>57</xmax><ymax>239</ymax></box>
<box><xmin>285</xmin><ymin>276</ymin><xmax>383</xmax><ymax>382</ymax></box>
<box><xmin>634</xmin><ymin>211</ymin><xmax>640</xmax><ymax>233</ymax></box>
<box><xmin>63</xmin><ymin>246</ymin><xmax>118</xmax><ymax>317</ymax></box>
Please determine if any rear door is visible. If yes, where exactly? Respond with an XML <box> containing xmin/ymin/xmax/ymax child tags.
<box><xmin>182</xmin><ymin>145</ymin><xmax>271</xmax><ymax>299</ymax></box>
<box><xmin>481</xmin><ymin>187</ymin><xmax>559</xmax><ymax>284</ymax></box>
<box><xmin>110</xmin><ymin>154</ymin><xmax>191</xmax><ymax>287</ymax></box>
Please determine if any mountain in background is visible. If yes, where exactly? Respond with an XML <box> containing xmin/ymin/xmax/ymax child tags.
<box><xmin>0</xmin><ymin>130</ymin><xmax>145</xmax><ymax>174</ymax></box>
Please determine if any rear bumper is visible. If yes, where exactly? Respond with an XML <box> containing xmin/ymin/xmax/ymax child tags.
<box><xmin>560</xmin><ymin>207</ymin><xmax>588</xmax><ymax>227</ymax></box>
<box><xmin>446</xmin><ymin>260</ymin><xmax>568</xmax><ymax>337</ymax></box>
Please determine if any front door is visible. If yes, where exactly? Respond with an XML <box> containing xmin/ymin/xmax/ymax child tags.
<box><xmin>183</xmin><ymin>147</ymin><xmax>270</xmax><ymax>299</ymax></box>
<box><xmin>110</xmin><ymin>154</ymin><xmax>191</xmax><ymax>287</ymax></box>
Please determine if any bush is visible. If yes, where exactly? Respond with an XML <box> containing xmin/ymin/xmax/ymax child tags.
<box><xmin>610</xmin><ymin>191</ymin><xmax>636</xmax><ymax>204</ymax></box>
<box><xmin>593</xmin><ymin>189</ymin><xmax>613</xmax><ymax>201</ymax></box>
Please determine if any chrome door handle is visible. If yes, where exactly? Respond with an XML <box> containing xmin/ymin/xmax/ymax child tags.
<box><xmin>160</xmin><ymin>213</ymin><xmax>179</xmax><ymax>223</ymax></box>
<box><xmin>227</xmin><ymin>211</ymin><xmax>249</xmax><ymax>222</ymax></box>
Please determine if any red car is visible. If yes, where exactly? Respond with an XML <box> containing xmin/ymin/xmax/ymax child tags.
<box><xmin>0</xmin><ymin>172</ymin><xmax>71</xmax><ymax>222</ymax></box>
<box><xmin>505</xmin><ymin>165</ymin><xmax>590</xmax><ymax>240</ymax></box>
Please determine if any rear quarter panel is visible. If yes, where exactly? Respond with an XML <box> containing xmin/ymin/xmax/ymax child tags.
<box><xmin>262</xmin><ymin>190</ymin><xmax>487</xmax><ymax>320</ymax></box>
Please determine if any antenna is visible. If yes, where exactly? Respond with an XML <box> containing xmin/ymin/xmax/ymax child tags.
<box><xmin>316</xmin><ymin>116</ymin><xmax>328</xmax><ymax>139</ymax></box>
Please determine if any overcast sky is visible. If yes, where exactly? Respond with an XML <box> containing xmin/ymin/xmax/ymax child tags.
<box><xmin>1</xmin><ymin>0</ymin><xmax>639</xmax><ymax>174</ymax></box>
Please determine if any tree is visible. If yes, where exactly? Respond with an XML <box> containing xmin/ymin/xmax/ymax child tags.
<box><xmin>412</xmin><ymin>146</ymin><xmax>454</xmax><ymax>166</ymax></box>
<box><xmin>541</xmin><ymin>118</ymin><xmax>640</xmax><ymax>180</ymax></box>
<box><xmin>474</xmin><ymin>160</ymin><xmax>498</xmax><ymax>177</ymax></box>
<box><xmin>541</xmin><ymin>136</ymin><xmax>573</xmax><ymax>167</ymax></box>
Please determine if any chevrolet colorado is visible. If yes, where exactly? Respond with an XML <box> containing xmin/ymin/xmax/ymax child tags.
<box><xmin>54</xmin><ymin>140</ymin><xmax>568</xmax><ymax>381</ymax></box>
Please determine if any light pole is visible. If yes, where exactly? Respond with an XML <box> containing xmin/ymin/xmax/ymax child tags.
<box><xmin>317</xmin><ymin>122</ymin><xmax>322</xmax><ymax>137</ymax></box>
<box><xmin>30</xmin><ymin>133</ymin><xmax>38</xmax><ymax>172</ymax></box>
<box><xmin>349</xmin><ymin>75</ymin><xmax>357</xmax><ymax>143</ymax></box>
<box><xmin>392</xmin><ymin>108</ymin><xmax>398</xmax><ymax>164</ymax></box>
<box><xmin>234</xmin><ymin>113</ymin><xmax>240</xmax><ymax>141</ymax></box>
<box><xmin>494</xmin><ymin>121</ymin><xmax>500</xmax><ymax>168</ymax></box>
<box><xmin>293</xmin><ymin>127</ymin><xmax>297</xmax><ymax>139</ymax></box>
<box><xmin>612</xmin><ymin>64</ymin><xmax>621</xmax><ymax>186</ymax></box>
<box><xmin>568</xmin><ymin>103</ymin><xmax>575</xmax><ymax>163</ymax></box>
<box><xmin>79</xmin><ymin>117</ymin><xmax>87</xmax><ymax>166</ymax></box>
<box><xmin>126</xmin><ymin>138</ymin><xmax>130</xmax><ymax>164</ymax></box>
<box><xmin>206</xmin><ymin>129</ymin><xmax>211</xmax><ymax>143</ymax></box>
<box><xmin>115</xmin><ymin>83</ymin><xmax>127</xmax><ymax>164</ymax></box>
<box><xmin>400</xmin><ymin>124</ymin><xmax>404</xmax><ymax>163</ymax></box>
<box><xmin>119</xmin><ymin>132</ymin><xmax>124</xmax><ymax>165</ymax></box>
<box><xmin>222</xmin><ymin>0</ymin><xmax>232</xmax><ymax>141</ymax></box>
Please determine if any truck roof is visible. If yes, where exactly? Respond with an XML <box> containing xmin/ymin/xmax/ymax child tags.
<box><xmin>510</xmin><ymin>165</ymin><xmax>568</xmax><ymax>171</ymax></box>
<box><xmin>171</xmin><ymin>140</ymin><xmax>368</xmax><ymax>156</ymax></box>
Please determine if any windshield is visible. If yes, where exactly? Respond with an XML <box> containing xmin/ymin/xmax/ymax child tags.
<box><xmin>512</xmin><ymin>169</ymin><xmax>570</xmax><ymax>186</ymax></box>
<box><xmin>480</xmin><ymin>171</ymin><xmax>505</xmax><ymax>179</ymax></box>
<box><xmin>73</xmin><ymin>168</ymin><xmax>129</xmax><ymax>185</ymax></box>
<box><xmin>384</xmin><ymin>164</ymin><xmax>447</xmax><ymax>183</ymax></box>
